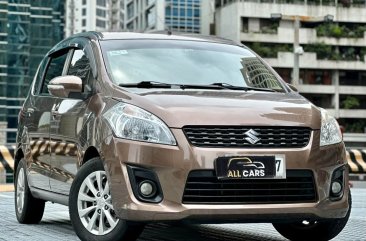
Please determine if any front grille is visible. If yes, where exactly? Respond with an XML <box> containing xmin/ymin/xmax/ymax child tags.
<box><xmin>182</xmin><ymin>170</ymin><xmax>317</xmax><ymax>204</ymax></box>
<box><xmin>183</xmin><ymin>126</ymin><xmax>311</xmax><ymax>148</ymax></box>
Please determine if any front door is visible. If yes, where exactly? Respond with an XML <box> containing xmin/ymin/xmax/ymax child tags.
<box><xmin>26</xmin><ymin>50</ymin><xmax>69</xmax><ymax>190</ymax></box>
<box><xmin>49</xmin><ymin>47</ymin><xmax>93</xmax><ymax>195</ymax></box>
<box><xmin>26</xmin><ymin>95</ymin><xmax>54</xmax><ymax>190</ymax></box>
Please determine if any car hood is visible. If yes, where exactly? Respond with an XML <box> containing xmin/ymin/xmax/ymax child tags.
<box><xmin>114</xmin><ymin>89</ymin><xmax>321</xmax><ymax>129</ymax></box>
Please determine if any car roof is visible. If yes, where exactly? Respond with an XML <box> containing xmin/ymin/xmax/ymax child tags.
<box><xmin>68</xmin><ymin>31</ymin><xmax>243</xmax><ymax>46</ymax></box>
<box><xmin>47</xmin><ymin>31</ymin><xmax>246</xmax><ymax>58</ymax></box>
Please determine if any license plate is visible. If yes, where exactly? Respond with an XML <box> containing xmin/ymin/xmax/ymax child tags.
<box><xmin>215</xmin><ymin>155</ymin><xmax>286</xmax><ymax>179</ymax></box>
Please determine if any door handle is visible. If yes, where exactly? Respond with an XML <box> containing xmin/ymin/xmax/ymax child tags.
<box><xmin>51</xmin><ymin>110</ymin><xmax>60</xmax><ymax>119</ymax></box>
<box><xmin>52</xmin><ymin>102</ymin><xmax>61</xmax><ymax>112</ymax></box>
<box><xmin>25</xmin><ymin>107</ymin><xmax>34</xmax><ymax>117</ymax></box>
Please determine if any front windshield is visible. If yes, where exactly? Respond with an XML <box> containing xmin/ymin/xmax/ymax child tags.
<box><xmin>100</xmin><ymin>39</ymin><xmax>285</xmax><ymax>91</ymax></box>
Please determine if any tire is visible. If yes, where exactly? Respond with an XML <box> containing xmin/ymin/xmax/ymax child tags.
<box><xmin>14</xmin><ymin>158</ymin><xmax>45</xmax><ymax>224</ymax></box>
<box><xmin>69</xmin><ymin>157</ymin><xmax>145</xmax><ymax>241</ymax></box>
<box><xmin>273</xmin><ymin>192</ymin><xmax>352</xmax><ymax>241</ymax></box>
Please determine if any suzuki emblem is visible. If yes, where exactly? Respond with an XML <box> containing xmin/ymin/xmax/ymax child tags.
<box><xmin>244</xmin><ymin>129</ymin><xmax>261</xmax><ymax>144</ymax></box>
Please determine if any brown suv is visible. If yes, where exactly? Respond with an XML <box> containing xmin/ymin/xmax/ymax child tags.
<box><xmin>15</xmin><ymin>32</ymin><xmax>351</xmax><ymax>241</ymax></box>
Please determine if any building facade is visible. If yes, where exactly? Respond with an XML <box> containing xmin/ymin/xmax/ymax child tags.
<box><xmin>215</xmin><ymin>0</ymin><xmax>366</xmax><ymax>147</ymax></box>
<box><xmin>120</xmin><ymin>0</ymin><xmax>202</xmax><ymax>33</ymax></box>
<box><xmin>65</xmin><ymin>0</ymin><xmax>121</xmax><ymax>36</ymax></box>
<box><xmin>65</xmin><ymin>0</ymin><xmax>205</xmax><ymax>36</ymax></box>
<box><xmin>0</xmin><ymin>0</ymin><xmax>64</xmax><ymax>143</ymax></box>
<box><xmin>119</xmin><ymin>0</ymin><xmax>201</xmax><ymax>33</ymax></box>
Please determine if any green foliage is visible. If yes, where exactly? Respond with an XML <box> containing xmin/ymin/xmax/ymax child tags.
<box><xmin>330</xmin><ymin>25</ymin><xmax>343</xmax><ymax>38</ymax></box>
<box><xmin>316</xmin><ymin>23</ymin><xmax>366</xmax><ymax>38</ymax></box>
<box><xmin>303</xmin><ymin>42</ymin><xmax>339</xmax><ymax>60</ymax></box>
<box><xmin>249</xmin><ymin>42</ymin><xmax>271</xmax><ymax>57</ymax></box>
<box><xmin>353</xmin><ymin>26</ymin><xmax>366</xmax><ymax>38</ymax></box>
<box><xmin>247</xmin><ymin>41</ymin><xmax>365</xmax><ymax>62</ymax></box>
<box><xmin>246</xmin><ymin>42</ymin><xmax>292</xmax><ymax>58</ymax></box>
<box><xmin>304</xmin><ymin>43</ymin><xmax>365</xmax><ymax>61</ymax></box>
<box><xmin>360</xmin><ymin>48</ymin><xmax>366</xmax><ymax>60</ymax></box>
<box><xmin>261</xmin><ymin>23</ymin><xmax>279</xmax><ymax>34</ymax></box>
<box><xmin>341</xmin><ymin>47</ymin><xmax>356</xmax><ymax>61</ymax></box>
<box><xmin>345</xmin><ymin>120</ymin><xmax>366</xmax><ymax>133</ymax></box>
<box><xmin>341</xmin><ymin>96</ymin><xmax>360</xmax><ymax>109</ymax></box>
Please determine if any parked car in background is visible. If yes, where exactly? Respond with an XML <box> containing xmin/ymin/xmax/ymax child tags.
<box><xmin>14</xmin><ymin>32</ymin><xmax>351</xmax><ymax>241</ymax></box>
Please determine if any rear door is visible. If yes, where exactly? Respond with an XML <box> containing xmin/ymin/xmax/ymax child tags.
<box><xmin>49</xmin><ymin>39</ymin><xmax>94</xmax><ymax>195</ymax></box>
<box><xmin>26</xmin><ymin>50</ymin><xmax>69</xmax><ymax>191</ymax></box>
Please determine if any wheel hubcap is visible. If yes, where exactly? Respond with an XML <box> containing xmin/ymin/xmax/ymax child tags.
<box><xmin>77</xmin><ymin>171</ymin><xmax>119</xmax><ymax>235</ymax></box>
<box><xmin>16</xmin><ymin>168</ymin><xmax>25</xmax><ymax>214</ymax></box>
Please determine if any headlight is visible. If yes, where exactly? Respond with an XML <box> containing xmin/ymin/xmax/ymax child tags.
<box><xmin>320</xmin><ymin>108</ymin><xmax>342</xmax><ymax>146</ymax></box>
<box><xmin>104</xmin><ymin>103</ymin><xmax>176</xmax><ymax>145</ymax></box>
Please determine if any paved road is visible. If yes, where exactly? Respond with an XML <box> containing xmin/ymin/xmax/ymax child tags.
<box><xmin>0</xmin><ymin>189</ymin><xmax>365</xmax><ymax>241</ymax></box>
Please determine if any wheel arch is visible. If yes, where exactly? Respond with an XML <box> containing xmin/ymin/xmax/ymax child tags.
<box><xmin>82</xmin><ymin>146</ymin><xmax>100</xmax><ymax>166</ymax></box>
<box><xmin>13</xmin><ymin>147</ymin><xmax>24</xmax><ymax>181</ymax></box>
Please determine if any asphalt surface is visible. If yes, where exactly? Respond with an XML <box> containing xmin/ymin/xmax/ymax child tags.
<box><xmin>0</xmin><ymin>188</ymin><xmax>365</xmax><ymax>241</ymax></box>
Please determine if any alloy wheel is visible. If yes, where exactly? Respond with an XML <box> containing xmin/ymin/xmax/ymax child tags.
<box><xmin>16</xmin><ymin>168</ymin><xmax>25</xmax><ymax>214</ymax></box>
<box><xmin>77</xmin><ymin>171</ymin><xmax>119</xmax><ymax>235</ymax></box>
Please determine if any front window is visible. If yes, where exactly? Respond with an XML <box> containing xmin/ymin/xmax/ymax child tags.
<box><xmin>100</xmin><ymin>40</ymin><xmax>285</xmax><ymax>92</ymax></box>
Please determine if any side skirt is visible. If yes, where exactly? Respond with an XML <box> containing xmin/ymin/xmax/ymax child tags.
<box><xmin>30</xmin><ymin>186</ymin><xmax>69</xmax><ymax>206</ymax></box>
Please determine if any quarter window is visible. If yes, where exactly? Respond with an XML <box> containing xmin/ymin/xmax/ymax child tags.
<box><xmin>41</xmin><ymin>51</ymin><xmax>68</xmax><ymax>94</ymax></box>
<box><xmin>32</xmin><ymin>57</ymin><xmax>49</xmax><ymax>95</ymax></box>
<box><xmin>67</xmin><ymin>49</ymin><xmax>91</xmax><ymax>84</ymax></box>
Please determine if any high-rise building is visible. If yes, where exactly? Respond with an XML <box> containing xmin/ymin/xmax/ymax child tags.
<box><xmin>215</xmin><ymin>0</ymin><xmax>366</xmax><ymax>147</ymax></box>
<box><xmin>0</xmin><ymin>0</ymin><xmax>65</xmax><ymax>143</ymax></box>
<box><xmin>65</xmin><ymin>0</ymin><xmax>207</xmax><ymax>36</ymax></box>
<box><xmin>120</xmin><ymin>0</ymin><xmax>201</xmax><ymax>33</ymax></box>
<box><xmin>65</xmin><ymin>0</ymin><xmax>121</xmax><ymax>37</ymax></box>
<box><xmin>118</xmin><ymin>0</ymin><xmax>165</xmax><ymax>32</ymax></box>
<box><xmin>123</xmin><ymin>0</ymin><xmax>208</xmax><ymax>33</ymax></box>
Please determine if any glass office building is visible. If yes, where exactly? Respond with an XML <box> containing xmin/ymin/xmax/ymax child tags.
<box><xmin>120</xmin><ymin>0</ymin><xmax>201</xmax><ymax>34</ymax></box>
<box><xmin>0</xmin><ymin>0</ymin><xmax>64</xmax><ymax>143</ymax></box>
<box><xmin>165</xmin><ymin>0</ymin><xmax>200</xmax><ymax>33</ymax></box>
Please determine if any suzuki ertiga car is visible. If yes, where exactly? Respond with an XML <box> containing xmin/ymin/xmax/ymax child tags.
<box><xmin>15</xmin><ymin>32</ymin><xmax>351</xmax><ymax>241</ymax></box>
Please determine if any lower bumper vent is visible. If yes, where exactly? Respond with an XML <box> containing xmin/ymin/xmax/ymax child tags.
<box><xmin>182</xmin><ymin>170</ymin><xmax>317</xmax><ymax>204</ymax></box>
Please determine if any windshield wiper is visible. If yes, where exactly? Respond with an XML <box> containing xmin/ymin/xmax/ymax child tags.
<box><xmin>119</xmin><ymin>81</ymin><xmax>280</xmax><ymax>92</ymax></box>
<box><xmin>210</xmin><ymin>82</ymin><xmax>278</xmax><ymax>92</ymax></box>
<box><xmin>119</xmin><ymin>81</ymin><xmax>227</xmax><ymax>90</ymax></box>
<box><xmin>119</xmin><ymin>81</ymin><xmax>173</xmax><ymax>88</ymax></box>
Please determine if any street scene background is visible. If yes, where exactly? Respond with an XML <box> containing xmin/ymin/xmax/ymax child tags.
<box><xmin>0</xmin><ymin>0</ymin><xmax>365</xmax><ymax>240</ymax></box>
<box><xmin>1</xmin><ymin>0</ymin><xmax>366</xmax><ymax>146</ymax></box>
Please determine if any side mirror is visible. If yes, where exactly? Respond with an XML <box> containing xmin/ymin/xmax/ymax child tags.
<box><xmin>287</xmin><ymin>83</ymin><xmax>298</xmax><ymax>92</ymax></box>
<box><xmin>48</xmin><ymin>75</ymin><xmax>82</xmax><ymax>98</ymax></box>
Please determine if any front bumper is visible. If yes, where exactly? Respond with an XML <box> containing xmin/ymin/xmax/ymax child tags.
<box><xmin>101</xmin><ymin>129</ymin><xmax>350</xmax><ymax>222</ymax></box>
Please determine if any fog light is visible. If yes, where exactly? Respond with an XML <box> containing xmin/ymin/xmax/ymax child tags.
<box><xmin>331</xmin><ymin>181</ymin><xmax>342</xmax><ymax>195</ymax></box>
<box><xmin>330</xmin><ymin>166</ymin><xmax>345</xmax><ymax>201</ymax></box>
<box><xmin>139</xmin><ymin>180</ymin><xmax>156</xmax><ymax>198</ymax></box>
<box><xmin>127</xmin><ymin>165</ymin><xmax>163</xmax><ymax>203</ymax></box>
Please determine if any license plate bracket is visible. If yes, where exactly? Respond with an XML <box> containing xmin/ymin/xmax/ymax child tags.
<box><xmin>215</xmin><ymin>155</ymin><xmax>286</xmax><ymax>179</ymax></box>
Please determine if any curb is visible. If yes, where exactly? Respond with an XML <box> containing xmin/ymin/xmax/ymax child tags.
<box><xmin>349</xmin><ymin>174</ymin><xmax>365</xmax><ymax>181</ymax></box>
